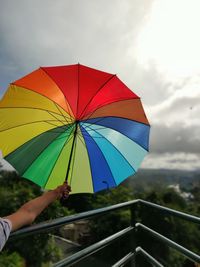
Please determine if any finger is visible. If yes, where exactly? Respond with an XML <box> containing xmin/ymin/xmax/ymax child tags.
<box><xmin>67</xmin><ymin>185</ymin><xmax>71</xmax><ymax>191</ymax></box>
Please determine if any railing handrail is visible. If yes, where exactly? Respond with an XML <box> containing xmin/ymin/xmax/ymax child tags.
<box><xmin>135</xmin><ymin>247</ymin><xmax>164</xmax><ymax>267</ymax></box>
<box><xmin>10</xmin><ymin>199</ymin><xmax>200</xmax><ymax>240</ymax></box>
<box><xmin>10</xmin><ymin>199</ymin><xmax>138</xmax><ymax>239</ymax></box>
<box><xmin>136</xmin><ymin>223</ymin><xmax>200</xmax><ymax>263</ymax></box>
<box><xmin>112</xmin><ymin>247</ymin><xmax>165</xmax><ymax>267</ymax></box>
<box><xmin>112</xmin><ymin>252</ymin><xmax>135</xmax><ymax>267</ymax></box>
<box><xmin>139</xmin><ymin>199</ymin><xmax>200</xmax><ymax>224</ymax></box>
<box><xmin>9</xmin><ymin>198</ymin><xmax>200</xmax><ymax>266</ymax></box>
<box><xmin>54</xmin><ymin>226</ymin><xmax>134</xmax><ymax>267</ymax></box>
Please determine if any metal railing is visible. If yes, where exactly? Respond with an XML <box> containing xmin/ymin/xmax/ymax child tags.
<box><xmin>10</xmin><ymin>199</ymin><xmax>200</xmax><ymax>266</ymax></box>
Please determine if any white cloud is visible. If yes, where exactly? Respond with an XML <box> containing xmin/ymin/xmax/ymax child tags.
<box><xmin>142</xmin><ymin>152</ymin><xmax>200</xmax><ymax>171</ymax></box>
<box><xmin>0</xmin><ymin>0</ymin><xmax>199</xmax><ymax>171</ymax></box>
<box><xmin>0</xmin><ymin>0</ymin><xmax>153</xmax><ymax>92</ymax></box>
<box><xmin>135</xmin><ymin>0</ymin><xmax>200</xmax><ymax>80</ymax></box>
<box><xmin>150</xmin><ymin>93</ymin><xmax>200</xmax><ymax>127</ymax></box>
<box><xmin>0</xmin><ymin>158</ymin><xmax>16</xmax><ymax>172</ymax></box>
<box><xmin>150</xmin><ymin>123</ymin><xmax>200</xmax><ymax>154</ymax></box>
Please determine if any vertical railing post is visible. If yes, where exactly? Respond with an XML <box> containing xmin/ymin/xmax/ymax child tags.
<box><xmin>130</xmin><ymin>202</ymin><xmax>138</xmax><ymax>267</ymax></box>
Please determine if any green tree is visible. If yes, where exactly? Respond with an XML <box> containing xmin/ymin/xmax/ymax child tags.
<box><xmin>0</xmin><ymin>251</ymin><xmax>24</xmax><ymax>267</ymax></box>
<box><xmin>86</xmin><ymin>186</ymin><xmax>134</xmax><ymax>265</ymax></box>
<box><xmin>0</xmin><ymin>168</ymin><xmax>72</xmax><ymax>267</ymax></box>
<box><xmin>135</xmin><ymin>188</ymin><xmax>200</xmax><ymax>267</ymax></box>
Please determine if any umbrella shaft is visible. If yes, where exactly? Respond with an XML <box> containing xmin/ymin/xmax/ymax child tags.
<box><xmin>65</xmin><ymin>122</ymin><xmax>78</xmax><ymax>181</ymax></box>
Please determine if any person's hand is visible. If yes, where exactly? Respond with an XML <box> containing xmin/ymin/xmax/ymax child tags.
<box><xmin>54</xmin><ymin>182</ymin><xmax>71</xmax><ymax>199</ymax></box>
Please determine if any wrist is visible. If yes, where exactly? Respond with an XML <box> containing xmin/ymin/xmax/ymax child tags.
<box><xmin>45</xmin><ymin>189</ymin><xmax>60</xmax><ymax>201</ymax></box>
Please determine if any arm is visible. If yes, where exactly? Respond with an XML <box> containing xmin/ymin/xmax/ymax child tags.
<box><xmin>4</xmin><ymin>183</ymin><xmax>71</xmax><ymax>231</ymax></box>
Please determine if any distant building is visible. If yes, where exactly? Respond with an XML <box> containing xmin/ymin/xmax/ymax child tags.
<box><xmin>168</xmin><ymin>184</ymin><xmax>194</xmax><ymax>200</ymax></box>
<box><xmin>60</xmin><ymin>220</ymin><xmax>91</xmax><ymax>245</ymax></box>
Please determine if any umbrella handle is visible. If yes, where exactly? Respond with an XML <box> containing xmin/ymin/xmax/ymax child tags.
<box><xmin>60</xmin><ymin>181</ymin><xmax>71</xmax><ymax>206</ymax></box>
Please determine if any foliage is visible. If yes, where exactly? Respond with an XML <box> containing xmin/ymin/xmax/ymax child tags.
<box><xmin>0</xmin><ymin>169</ymin><xmax>72</xmax><ymax>267</ymax></box>
<box><xmin>0</xmin><ymin>251</ymin><xmax>24</xmax><ymax>267</ymax></box>
<box><xmin>1</xmin><ymin>165</ymin><xmax>200</xmax><ymax>267</ymax></box>
<box><xmin>135</xmin><ymin>188</ymin><xmax>200</xmax><ymax>267</ymax></box>
<box><xmin>84</xmin><ymin>186</ymin><xmax>134</xmax><ymax>264</ymax></box>
<box><xmin>83</xmin><ymin>179</ymin><xmax>200</xmax><ymax>267</ymax></box>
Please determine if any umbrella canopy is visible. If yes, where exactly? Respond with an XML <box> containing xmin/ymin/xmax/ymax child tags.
<box><xmin>0</xmin><ymin>64</ymin><xmax>150</xmax><ymax>194</ymax></box>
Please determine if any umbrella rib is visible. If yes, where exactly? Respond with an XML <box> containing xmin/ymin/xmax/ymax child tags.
<box><xmin>54</xmin><ymin>102</ymin><xmax>74</xmax><ymax>125</ymax></box>
<box><xmin>65</xmin><ymin>124</ymin><xmax>94</xmax><ymax>186</ymax></box>
<box><xmin>76</xmin><ymin>128</ymin><xmax>87</xmax><ymax>147</ymax></box>
<box><xmin>80</xmin><ymin>97</ymin><xmax>137</xmax><ymax>121</ymax></box>
<box><xmin>33</xmin><ymin>132</ymin><xmax>74</xmax><ymax>182</ymax></box>
<box><xmin>82</xmin><ymin>123</ymin><xmax>108</xmax><ymax>139</ymax></box>
<box><xmin>81</xmin><ymin>117</ymin><xmax>108</xmax><ymax>131</ymax></box>
<box><xmin>80</xmin><ymin>127</ymin><xmax>106</xmax><ymax>139</ymax></box>
<box><xmin>11</xmin><ymin>125</ymin><xmax>74</xmax><ymax>177</ymax></box>
<box><xmin>76</xmin><ymin>127</ymin><xmax>95</xmax><ymax>190</ymax></box>
<box><xmin>43</xmin><ymin>125</ymin><xmax>75</xmax><ymax>188</ymax></box>
<box><xmin>0</xmin><ymin>106</ymin><xmax>71</xmax><ymax>121</ymax></box>
<box><xmin>44</xmin><ymin>128</ymin><xmax>75</xmax><ymax>141</ymax></box>
<box><xmin>82</xmin><ymin>126</ymin><xmax>110</xmax><ymax>134</ymax></box>
<box><xmin>79</xmin><ymin>124</ymin><xmax>108</xmax><ymax>139</ymax></box>
<box><xmin>82</xmin><ymin>117</ymin><xmax>138</xmax><ymax>135</ymax></box>
<box><xmin>0</xmin><ymin>119</ymin><xmax>69</xmax><ymax>133</ymax></box>
<box><xmin>47</xmin><ymin>111</ymin><xmax>69</xmax><ymax>127</ymax></box>
<box><xmin>9</xmin><ymin>82</ymin><xmax>74</xmax><ymax>119</ymax></box>
<box><xmin>82</xmin><ymin>118</ymin><xmax>150</xmax><ymax>151</ymax></box>
<box><xmin>83</xmin><ymin>115</ymin><xmax>150</xmax><ymax>128</ymax></box>
<box><xmin>63</xmin><ymin>130</ymin><xmax>76</xmax><ymax>146</ymax></box>
<box><xmin>44</xmin><ymin>121</ymin><xmax>69</xmax><ymax>129</ymax></box>
<box><xmin>40</xmin><ymin>67</ymin><xmax>76</xmax><ymax>119</ymax></box>
<box><xmin>80</xmin><ymin>125</ymin><xmax>117</xmax><ymax>187</ymax></box>
<box><xmin>4</xmin><ymin>125</ymin><xmax>71</xmax><ymax>160</ymax></box>
<box><xmin>54</xmin><ymin>99</ymin><xmax>74</xmax><ymax>124</ymax></box>
<box><xmin>78</xmin><ymin>74</ymin><xmax>116</xmax><ymax>119</ymax></box>
<box><xmin>81</xmin><ymin>124</ymin><xmax>136</xmax><ymax>174</ymax></box>
<box><xmin>0</xmin><ymin>106</ymin><xmax>72</xmax><ymax>128</ymax></box>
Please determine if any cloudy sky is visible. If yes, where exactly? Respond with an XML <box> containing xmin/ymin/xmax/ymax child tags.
<box><xmin>0</xmin><ymin>0</ymin><xmax>200</xmax><ymax>171</ymax></box>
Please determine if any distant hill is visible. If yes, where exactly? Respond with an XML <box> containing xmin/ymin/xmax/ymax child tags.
<box><xmin>123</xmin><ymin>168</ymin><xmax>200</xmax><ymax>192</ymax></box>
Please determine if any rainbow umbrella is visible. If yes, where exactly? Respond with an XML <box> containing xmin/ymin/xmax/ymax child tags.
<box><xmin>0</xmin><ymin>64</ymin><xmax>150</xmax><ymax>194</ymax></box>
